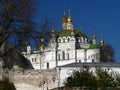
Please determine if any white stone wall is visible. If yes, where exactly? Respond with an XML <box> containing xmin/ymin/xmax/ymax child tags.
<box><xmin>87</xmin><ymin>49</ymin><xmax>100</xmax><ymax>62</ymax></box>
<box><xmin>58</xmin><ymin>59</ymin><xmax>75</xmax><ymax>66</ymax></box>
<box><xmin>7</xmin><ymin>69</ymin><xmax>58</xmax><ymax>90</ymax></box>
<box><xmin>76</xmin><ymin>49</ymin><xmax>86</xmax><ymax>62</ymax></box>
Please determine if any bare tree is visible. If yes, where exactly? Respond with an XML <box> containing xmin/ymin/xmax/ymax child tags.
<box><xmin>0</xmin><ymin>0</ymin><xmax>40</xmax><ymax>67</ymax></box>
<box><xmin>0</xmin><ymin>0</ymin><xmax>43</xmax><ymax>69</ymax></box>
<box><xmin>39</xmin><ymin>17</ymin><xmax>57</xmax><ymax>45</ymax></box>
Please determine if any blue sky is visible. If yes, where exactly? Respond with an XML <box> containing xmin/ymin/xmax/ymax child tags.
<box><xmin>36</xmin><ymin>0</ymin><xmax>120</xmax><ymax>62</ymax></box>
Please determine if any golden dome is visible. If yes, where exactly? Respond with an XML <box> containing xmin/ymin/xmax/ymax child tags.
<box><xmin>100</xmin><ymin>39</ymin><xmax>104</xmax><ymax>46</ymax></box>
<box><xmin>71</xmin><ymin>28</ymin><xmax>74</xmax><ymax>33</ymax></box>
<box><xmin>67</xmin><ymin>9</ymin><xmax>73</xmax><ymax>23</ymax></box>
<box><xmin>62</xmin><ymin>16</ymin><xmax>67</xmax><ymax>23</ymax></box>
<box><xmin>93</xmin><ymin>34</ymin><xmax>96</xmax><ymax>40</ymax></box>
<box><xmin>67</xmin><ymin>16</ymin><xmax>73</xmax><ymax>23</ymax></box>
<box><xmin>52</xmin><ymin>29</ymin><xmax>55</xmax><ymax>33</ymax></box>
<box><xmin>51</xmin><ymin>27</ymin><xmax>56</xmax><ymax>35</ymax></box>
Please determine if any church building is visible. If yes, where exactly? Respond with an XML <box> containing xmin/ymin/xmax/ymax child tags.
<box><xmin>22</xmin><ymin>9</ymin><xmax>104</xmax><ymax>70</ymax></box>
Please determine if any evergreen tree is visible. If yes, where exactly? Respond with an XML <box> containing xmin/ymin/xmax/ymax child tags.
<box><xmin>64</xmin><ymin>66</ymin><xmax>97</xmax><ymax>88</ymax></box>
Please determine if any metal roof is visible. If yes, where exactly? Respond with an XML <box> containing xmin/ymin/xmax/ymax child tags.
<box><xmin>58</xmin><ymin>62</ymin><xmax>120</xmax><ymax>68</ymax></box>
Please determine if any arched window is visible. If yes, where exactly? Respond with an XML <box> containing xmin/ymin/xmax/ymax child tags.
<box><xmin>47</xmin><ymin>62</ymin><xmax>49</xmax><ymax>69</ymax></box>
<box><xmin>79</xmin><ymin>60</ymin><xmax>81</xmax><ymax>62</ymax></box>
<box><xmin>59</xmin><ymin>39</ymin><xmax>61</xmax><ymax>43</ymax></box>
<box><xmin>32</xmin><ymin>58</ymin><xmax>36</xmax><ymax>62</ymax></box>
<box><xmin>63</xmin><ymin>51</ymin><xmax>65</xmax><ymax>60</ymax></box>
<box><xmin>68</xmin><ymin>38</ymin><xmax>70</xmax><ymax>42</ymax></box>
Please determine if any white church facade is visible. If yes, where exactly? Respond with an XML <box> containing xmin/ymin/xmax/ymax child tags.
<box><xmin>22</xmin><ymin>9</ymin><xmax>104</xmax><ymax>70</ymax></box>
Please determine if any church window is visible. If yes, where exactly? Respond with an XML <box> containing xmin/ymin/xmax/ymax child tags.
<box><xmin>68</xmin><ymin>38</ymin><xmax>70</xmax><ymax>42</ymax></box>
<box><xmin>57</xmin><ymin>54</ymin><xmax>60</xmax><ymax>60</ymax></box>
<box><xmin>52</xmin><ymin>40</ymin><xmax>54</xmax><ymax>43</ymax></box>
<box><xmin>108</xmin><ymin>68</ymin><xmax>110</xmax><ymax>70</ymax></box>
<box><xmin>63</xmin><ymin>51</ymin><xmax>65</xmax><ymax>60</ymax></box>
<box><xmin>67</xmin><ymin>53</ymin><xmax>69</xmax><ymax>60</ymax></box>
<box><xmin>32</xmin><ymin>58</ymin><xmax>36</xmax><ymax>62</ymax></box>
<box><xmin>47</xmin><ymin>62</ymin><xmax>49</xmax><ymax>69</ymax></box>
<box><xmin>59</xmin><ymin>39</ymin><xmax>61</xmax><ymax>43</ymax></box>
<box><xmin>79</xmin><ymin>60</ymin><xmax>81</xmax><ymax>63</ymax></box>
<box><xmin>91</xmin><ymin>55</ymin><xmax>92</xmax><ymax>58</ymax></box>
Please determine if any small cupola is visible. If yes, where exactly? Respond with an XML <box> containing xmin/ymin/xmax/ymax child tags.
<box><xmin>100</xmin><ymin>38</ymin><xmax>104</xmax><ymax>46</ymax></box>
<box><xmin>67</xmin><ymin>9</ymin><xmax>73</xmax><ymax>24</ymax></box>
<box><xmin>92</xmin><ymin>30</ymin><xmax>96</xmax><ymax>44</ymax></box>
<box><xmin>100</xmin><ymin>34</ymin><xmax>104</xmax><ymax>46</ymax></box>
<box><xmin>67</xmin><ymin>9</ymin><xmax>74</xmax><ymax>30</ymax></box>
<box><xmin>62</xmin><ymin>8</ymin><xmax>67</xmax><ymax>30</ymax></box>
<box><xmin>51</xmin><ymin>27</ymin><xmax>56</xmax><ymax>37</ymax></box>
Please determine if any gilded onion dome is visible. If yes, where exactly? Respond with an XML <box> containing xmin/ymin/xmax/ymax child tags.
<box><xmin>93</xmin><ymin>34</ymin><xmax>96</xmax><ymax>40</ymax></box>
<box><xmin>62</xmin><ymin>8</ymin><xmax>67</xmax><ymax>30</ymax></box>
<box><xmin>52</xmin><ymin>28</ymin><xmax>55</xmax><ymax>33</ymax></box>
<box><xmin>67</xmin><ymin>9</ymin><xmax>73</xmax><ymax>23</ymax></box>
<box><xmin>93</xmin><ymin>30</ymin><xmax>96</xmax><ymax>40</ymax></box>
<box><xmin>51</xmin><ymin>27</ymin><xmax>56</xmax><ymax>36</ymax></box>
<box><xmin>62</xmin><ymin>16</ymin><xmax>67</xmax><ymax>23</ymax></box>
<box><xmin>100</xmin><ymin>39</ymin><xmax>104</xmax><ymax>46</ymax></box>
<box><xmin>62</xmin><ymin>8</ymin><xmax>67</xmax><ymax>23</ymax></box>
<box><xmin>100</xmin><ymin>34</ymin><xmax>104</xmax><ymax>46</ymax></box>
<box><xmin>71</xmin><ymin>28</ymin><xmax>75</xmax><ymax>33</ymax></box>
<box><xmin>67</xmin><ymin>16</ymin><xmax>73</xmax><ymax>23</ymax></box>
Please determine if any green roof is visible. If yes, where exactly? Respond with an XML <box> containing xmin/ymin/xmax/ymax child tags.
<box><xmin>57</xmin><ymin>29</ymin><xmax>88</xmax><ymax>38</ymax></box>
<box><xmin>89</xmin><ymin>44</ymin><xmax>100</xmax><ymax>49</ymax></box>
